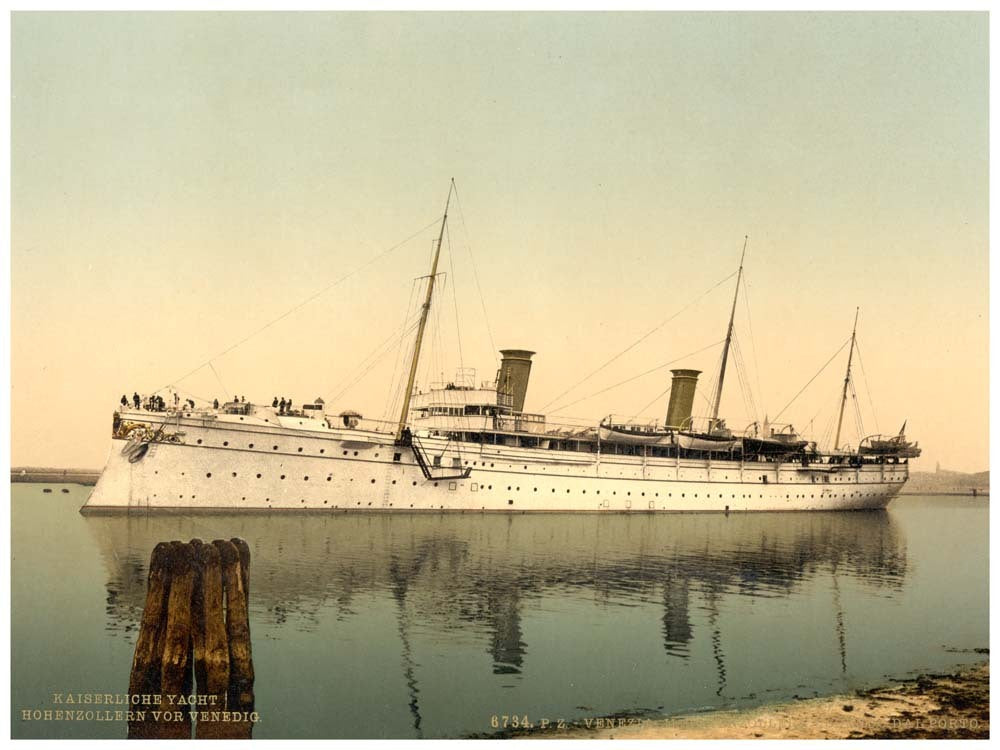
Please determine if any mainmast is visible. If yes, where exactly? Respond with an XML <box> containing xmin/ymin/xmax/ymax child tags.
<box><xmin>833</xmin><ymin>307</ymin><xmax>860</xmax><ymax>451</ymax></box>
<box><xmin>395</xmin><ymin>180</ymin><xmax>454</xmax><ymax>444</ymax></box>
<box><xmin>709</xmin><ymin>236</ymin><xmax>748</xmax><ymax>430</ymax></box>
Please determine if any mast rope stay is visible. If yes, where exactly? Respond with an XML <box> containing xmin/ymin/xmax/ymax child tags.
<box><xmin>332</xmin><ymin>317</ymin><xmax>422</xmax><ymax>406</ymax></box>
<box><xmin>549</xmin><ymin>338</ymin><xmax>726</xmax><ymax>415</ymax></box>
<box><xmin>740</xmin><ymin>272</ymin><xmax>767</xmax><ymax>419</ymax></box>
<box><xmin>452</xmin><ymin>182</ymin><xmax>499</xmax><ymax>372</ymax></box>
<box><xmin>154</xmin><ymin>216</ymin><xmax>442</xmax><ymax>397</ymax></box>
<box><xmin>853</xmin><ymin>337</ymin><xmax>880</xmax><ymax>435</ymax></box>
<box><xmin>445</xmin><ymin>222</ymin><xmax>465</xmax><ymax>377</ymax></box>
<box><xmin>382</xmin><ymin>277</ymin><xmax>423</xmax><ymax>423</ymax></box>
<box><xmin>772</xmin><ymin>335</ymin><xmax>852</xmax><ymax>423</ymax></box>
<box><xmin>541</xmin><ymin>269</ymin><xmax>738</xmax><ymax>413</ymax></box>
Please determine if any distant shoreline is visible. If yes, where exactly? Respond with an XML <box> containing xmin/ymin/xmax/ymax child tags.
<box><xmin>11</xmin><ymin>468</ymin><xmax>100</xmax><ymax>485</ymax></box>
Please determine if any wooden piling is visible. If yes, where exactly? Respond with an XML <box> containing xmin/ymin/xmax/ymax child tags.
<box><xmin>127</xmin><ymin>537</ymin><xmax>254</xmax><ymax>740</ymax></box>
<box><xmin>126</xmin><ymin>542</ymin><xmax>171</xmax><ymax>740</ymax></box>
<box><xmin>158</xmin><ymin>542</ymin><xmax>196</xmax><ymax>739</ymax></box>
<box><xmin>213</xmin><ymin>540</ymin><xmax>255</xmax><ymax>712</ymax></box>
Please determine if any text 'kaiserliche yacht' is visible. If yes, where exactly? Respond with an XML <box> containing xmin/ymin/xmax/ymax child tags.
<box><xmin>83</xmin><ymin>183</ymin><xmax>919</xmax><ymax>513</ymax></box>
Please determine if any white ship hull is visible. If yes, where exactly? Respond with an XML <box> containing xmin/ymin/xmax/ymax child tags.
<box><xmin>82</xmin><ymin>412</ymin><xmax>908</xmax><ymax>513</ymax></box>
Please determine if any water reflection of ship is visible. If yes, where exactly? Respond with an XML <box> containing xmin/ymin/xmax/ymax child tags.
<box><xmin>86</xmin><ymin>511</ymin><xmax>906</xmax><ymax>710</ymax></box>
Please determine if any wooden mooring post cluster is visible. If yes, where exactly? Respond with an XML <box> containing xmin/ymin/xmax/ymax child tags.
<box><xmin>127</xmin><ymin>538</ymin><xmax>255</xmax><ymax>739</ymax></box>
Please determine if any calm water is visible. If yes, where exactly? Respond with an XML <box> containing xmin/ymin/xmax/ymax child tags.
<box><xmin>11</xmin><ymin>484</ymin><xmax>989</xmax><ymax>739</ymax></box>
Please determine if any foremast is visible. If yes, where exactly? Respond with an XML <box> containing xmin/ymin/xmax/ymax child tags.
<box><xmin>833</xmin><ymin>307</ymin><xmax>859</xmax><ymax>451</ymax></box>
<box><xmin>708</xmin><ymin>236</ymin><xmax>748</xmax><ymax>431</ymax></box>
<box><xmin>395</xmin><ymin>180</ymin><xmax>454</xmax><ymax>444</ymax></box>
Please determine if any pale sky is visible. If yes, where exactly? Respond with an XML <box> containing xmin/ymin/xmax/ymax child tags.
<box><xmin>11</xmin><ymin>12</ymin><xmax>988</xmax><ymax>472</ymax></box>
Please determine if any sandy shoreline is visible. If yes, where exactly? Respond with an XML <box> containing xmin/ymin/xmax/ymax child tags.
<box><xmin>519</xmin><ymin>661</ymin><xmax>989</xmax><ymax>740</ymax></box>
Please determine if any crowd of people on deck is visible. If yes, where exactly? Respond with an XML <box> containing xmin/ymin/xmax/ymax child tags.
<box><xmin>121</xmin><ymin>391</ymin><xmax>302</xmax><ymax>415</ymax></box>
<box><xmin>120</xmin><ymin>392</ymin><xmax>189</xmax><ymax>412</ymax></box>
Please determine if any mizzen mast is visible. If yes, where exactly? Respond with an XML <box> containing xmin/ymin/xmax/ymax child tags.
<box><xmin>395</xmin><ymin>180</ymin><xmax>454</xmax><ymax>444</ymax></box>
<box><xmin>709</xmin><ymin>235</ymin><xmax>748</xmax><ymax>430</ymax></box>
<box><xmin>834</xmin><ymin>307</ymin><xmax>860</xmax><ymax>451</ymax></box>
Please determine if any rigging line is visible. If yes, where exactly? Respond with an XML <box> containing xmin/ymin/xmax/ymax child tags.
<box><xmin>207</xmin><ymin>361</ymin><xmax>230</xmax><ymax>402</ymax></box>
<box><xmin>445</xmin><ymin>222</ymin><xmax>465</xmax><ymax>375</ymax></box>
<box><xmin>332</xmin><ymin>320</ymin><xmax>422</xmax><ymax>404</ymax></box>
<box><xmin>382</xmin><ymin>278</ymin><xmax>421</xmax><ymax>422</ymax></box>
<box><xmin>736</xmin><ymin>345</ymin><xmax>760</xmax><ymax>422</ymax></box>
<box><xmin>735</xmin><ymin>343</ymin><xmax>756</xmax><ymax>424</ymax></box>
<box><xmin>540</xmin><ymin>270</ymin><xmax>738</xmax><ymax>412</ymax></box>
<box><xmin>629</xmin><ymin>385</ymin><xmax>672</xmax><ymax>423</ymax></box>
<box><xmin>332</xmin><ymin>304</ymin><xmax>423</xmax><ymax>402</ymax></box>
<box><xmin>849</xmin><ymin>378</ymin><xmax>865</xmax><ymax>440</ymax></box>
<box><xmin>772</xmin><ymin>336</ymin><xmax>852</xmax><ymax>422</ymax></box>
<box><xmin>451</xmin><ymin>182</ymin><xmax>499</xmax><ymax>370</ymax></box>
<box><xmin>740</xmin><ymin>272</ymin><xmax>766</xmax><ymax>416</ymax></box>
<box><xmin>157</xmin><ymin>216</ymin><xmax>442</xmax><ymax>394</ymax></box>
<box><xmin>550</xmin><ymin>338</ymin><xmax>726</xmax><ymax>414</ymax></box>
<box><xmin>853</xmin><ymin>338</ymin><xmax>880</xmax><ymax>434</ymax></box>
<box><xmin>332</xmin><ymin>305</ymin><xmax>423</xmax><ymax>405</ymax></box>
<box><xmin>730</xmin><ymin>332</ymin><xmax>755</xmax><ymax>423</ymax></box>
<box><xmin>333</xmin><ymin>317</ymin><xmax>422</xmax><ymax>405</ymax></box>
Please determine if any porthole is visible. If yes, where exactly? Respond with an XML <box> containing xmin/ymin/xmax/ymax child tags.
<box><xmin>343</xmin><ymin>451</ymin><xmax>348</xmax><ymax>456</ymax></box>
<box><xmin>223</xmin><ymin>441</ymin><xmax>229</xmax><ymax>446</ymax></box>
<box><xmin>354</xmin><ymin>451</ymin><xmax>358</xmax><ymax>456</ymax></box>
<box><xmin>304</xmin><ymin>476</ymin><xmax>309</xmax><ymax>481</ymax></box>
<box><xmin>298</xmin><ymin>447</ymin><xmax>303</xmax><ymax>453</ymax></box>
<box><xmin>231</xmin><ymin>472</ymin><xmax>237</xmax><ymax>477</ymax></box>
<box><xmin>320</xmin><ymin>449</ymin><xmax>325</xmax><ymax>454</ymax></box>
<box><xmin>206</xmin><ymin>472</ymin><xmax>212</xmax><ymax>478</ymax></box>
<box><xmin>280</xmin><ymin>474</ymin><xmax>286</xmax><ymax>480</ymax></box>
<box><xmin>273</xmin><ymin>445</ymin><xmax>278</xmax><ymax>451</ymax></box>
<box><xmin>327</xmin><ymin>476</ymin><xmax>332</xmax><ymax>481</ymax></box>
<box><xmin>412</xmin><ymin>481</ymin><xmax>417</xmax><ymax>486</ymax></box>
<box><xmin>256</xmin><ymin>473</ymin><xmax>261</xmax><ymax>479</ymax></box>
<box><xmin>197</xmin><ymin>439</ymin><xmax>203</xmax><ymax>445</ymax></box>
<box><xmin>370</xmin><ymin>479</ymin><xmax>376</xmax><ymax>484</ymax></box>
<box><xmin>249</xmin><ymin>443</ymin><xmax>254</xmax><ymax>448</ymax></box>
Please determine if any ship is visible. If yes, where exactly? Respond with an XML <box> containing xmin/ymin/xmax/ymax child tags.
<box><xmin>82</xmin><ymin>184</ymin><xmax>918</xmax><ymax>513</ymax></box>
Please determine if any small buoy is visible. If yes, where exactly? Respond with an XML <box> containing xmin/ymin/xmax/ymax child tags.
<box><xmin>42</xmin><ymin>488</ymin><xmax>52</xmax><ymax>493</ymax></box>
